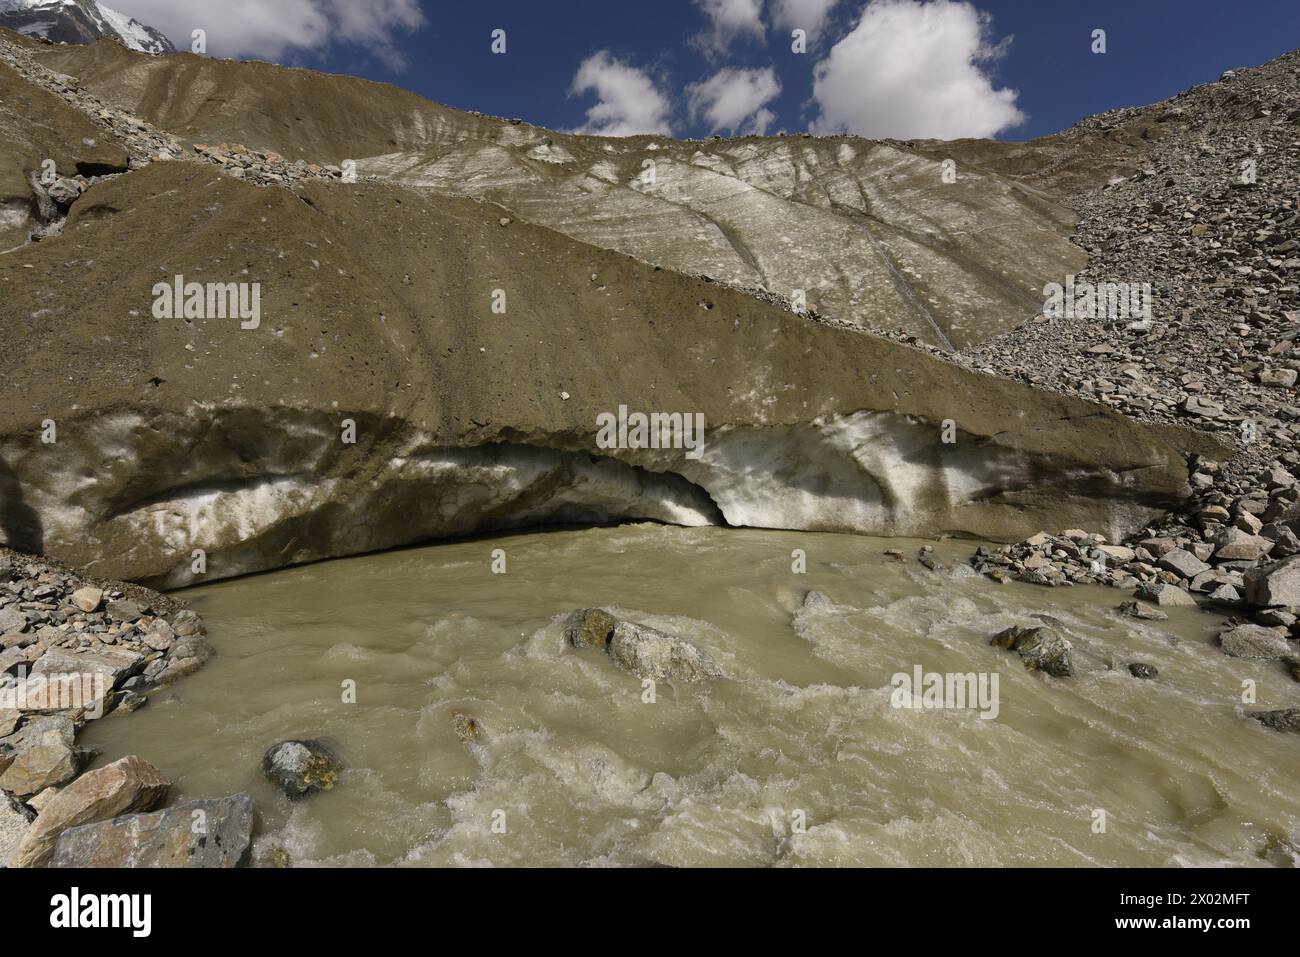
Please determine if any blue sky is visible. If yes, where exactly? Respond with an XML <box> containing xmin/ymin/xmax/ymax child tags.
<box><xmin>113</xmin><ymin>0</ymin><xmax>1300</xmax><ymax>141</ymax></box>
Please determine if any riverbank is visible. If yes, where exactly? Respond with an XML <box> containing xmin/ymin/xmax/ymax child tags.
<box><xmin>0</xmin><ymin>545</ymin><xmax>232</xmax><ymax>866</ymax></box>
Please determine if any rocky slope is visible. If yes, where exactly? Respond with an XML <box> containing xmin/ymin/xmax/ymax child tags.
<box><xmin>0</xmin><ymin>27</ymin><xmax>1197</xmax><ymax>587</ymax></box>
<box><xmin>957</xmin><ymin>51</ymin><xmax>1300</xmax><ymax>638</ymax></box>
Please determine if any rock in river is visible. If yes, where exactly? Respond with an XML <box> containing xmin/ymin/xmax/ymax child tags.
<box><xmin>262</xmin><ymin>740</ymin><xmax>341</xmax><ymax>799</ymax></box>
<box><xmin>990</xmin><ymin>626</ymin><xmax>1075</xmax><ymax>678</ymax></box>
<box><xmin>1248</xmin><ymin>708</ymin><xmax>1300</xmax><ymax>734</ymax></box>
<box><xmin>1218</xmin><ymin>624</ymin><xmax>1293</xmax><ymax>659</ymax></box>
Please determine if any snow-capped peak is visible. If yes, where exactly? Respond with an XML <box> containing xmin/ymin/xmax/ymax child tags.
<box><xmin>0</xmin><ymin>0</ymin><xmax>176</xmax><ymax>55</ymax></box>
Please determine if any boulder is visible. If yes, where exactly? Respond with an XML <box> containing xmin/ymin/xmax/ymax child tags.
<box><xmin>990</xmin><ymin>626</ymin><xmax>1074</xmax><ymax>678</ymax></box>
<box><xmin>10</xmin><ymin>755</ymin><xmax>170</xmax><ymax>868</ymax></box>
<box><xmin>1117</xmin><ymin>600</ymin><xmax>1167</xmax><ymax>621</ymax></box>
<box><xmin>69</xmin><ymin>587</ymin><xmax>103</xmax><ymax>613</ymax></box>
<box><xmin>105</xmin><ymin>600</ymin><xmax>144</xmax><ymax>623</ymax></box>
<box><xmin>50</xmin><ymin>793</ymin><xmax>254</xmax><ymax>868</ymax></box>
<box><xmin>562</xmin><ymin>608</ymin><xmax>617</xmax><ymax>649</ymax></box>
<box><xmin>31</xmin><ymin>645</ymin><xmax>146</xmax><ymax>697</ymax></box>
<box><xmin>0</xmin><ymin>715</ymin><xmax>92</xmax><ymax>796</ymax></box>
<box><xmin>1135</xmin><ymin>582</ymin><xmax>1197</xmax><ymax>607</ymax></box>
<box><xmin>1244</xmin><ymin>556</ymin><xmax>1300</xmax><ymax>608</ymax></box>
<box><xmin>1218</xmin><ymin>624</ymin><xmax>1293</xmax><ymax>659</ymax></box>
<box><xmin>1128</xmin><ymin>662</ymin><xmax>1159</xmax><ymax>679</ymax></box>
<box><xmin>607</xmin><ymin>619</ymin><xmax>722</xmax><ymax>683</ymax></box>
<box><xmin>1158</xmin><ymin>549</ymin><xmax>1210</xmax><ymax>579</ymax></box>
<box><xmin>262</xmin><ymin>740</ymin><xmax>341</xmax><ymax>799</ymax></box>
<box><xmin>1213</xmin><ymin>528</ymin><xmax>1275</xmax><ymax>562</ymax></box>
<box><xmin>0</xmin><ymin>607</ymin><xmax>27</xmax><ymax>634</ymax></box>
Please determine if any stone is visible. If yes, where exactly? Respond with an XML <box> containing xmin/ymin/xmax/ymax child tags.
<box><xmin>1218</xmin><ymin>624</ymin><xmax>1293</xmax><ymax>659</ymax></box>
<box><xmin>562</xmin><ymin>608</ymin><xmax>617</xmax><ymax>649</ymax></box>
<box><xmin>1260</xmin><ymin>368</ymin><xmax>1298</xmax><ymax>388</ymax></box>
<box><xmin>0</xmin><ymin>715</ymin><xmax>92</xmax><ymax>796</ymax></box>
<box><xmin>1244</xmin><ymin>556</ymin><xmax>1300</xmax><ymax>607</ymax></box>
<box><xmin>1128</xmin><ymin>663</ymin><xmax>1159</xmax><ymax>679</ymax></box>
<box><xmin>451</xmin><ymin>711</ymin><xmax>481</xmax><ymax>745</ymax></box>
<box><xmin>607</xmin><ymin>619</ymin><xmax>723</xmax><ymax>683</ymax></box>
<box><xmin>1117</xmin><ymin>600</ymin><xmax>1167</xmax><ymax>621</ymax></box>
<box><xmin>1097</xmin><ymin>545</ymin><xmax>1136</xmax><ymax>563</ymax></box>
<box><xmin>50</xmin><ymin>793</ymin><xmax>254</xmax><ymax>868</ymax></box>
<box><xmin>262</xmin><ymin>740</ymin><xmax>341</xmax><ymax>799</ymax></box>
<box><xmin>1213</xmin><ymin>527</ymin><xmax>1275</xmax><ymax>561</ymax></box>
<box><xmin>1248</xmin><ymin>708</ymin><xmax>1300</xmax><ymax>733</ymax></box>
<box><xmin>1158</xmin><ymin>549</ymin><xmax>1211</xmax><ymax>579</ymax></box>
<box><xmin>1135</xmin><ymin>582</ymin><xmax>1197</xmax><ymax>607</ymax></box>
<box><xmin>10</xmin><ymin>755</ymin><xmax>170</xmax><ymax>868</ymax></box>
<box><xmin>69</xmin><ymin>587</ymin><xmax>103</xmax><ymax>613</ymax></box>
<box><xmin>990</xmin><ymin>626</ymin><xmax>1074</xmax><ymax>678</ymax></box>
<box><xmin>0</xmin><ymin>792</ymin><xmax>32</xmax><ymax>867</ymax></box>
<box><xmin>0</xmin><ymin>607</ymin><xmax>27</xmax><ymax>634</ymax></box>
<box><xmin>800</xmin><ymin>591</ymin><xmax>836</xmax><ymax>611</ymax></box>
<box><xmin>1207</xmin><ymin>584</ymin><xmax>1241</xmax><ymax>604</ymax></box>
<box><xmin>142</xmin><ymin>620</ymin><xmax>175</xmax><ymax>651</ymax></box>
<box><xmin>105</xmin><ymin>600</ymin><xmax>144</xmax><ymax>623</ymax></box>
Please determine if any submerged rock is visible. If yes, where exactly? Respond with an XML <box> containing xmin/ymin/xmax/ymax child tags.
<box><xmin>1218</xmin><ymin>624</ymin><xmax>1293</xmax><ymax>659</ymax></box>
<box><xmin>563</xmin><ymin>608</ymin><xmax>617</xmax><ymax>649</ymax></box>
<box><xmin>990</xmin><ymin>626</ymin><xmax>1075</xmax><ymax>678</ymax></box>
<box><xmin>1248</xmin><ymin>708</ymin><xmax>1300</xmax><ymax>734</ymax></box>
<box><xmin>566</xmin><ymin>609</ymin><xmax>721</xmax><ymax>683</ymax></box>
<box><xmin>11</xmin><ymin>755</ymin><xmax>170</xmax><ymax>868</ymax></box>
<box><xmin>262</xmin><ymin>740</ymin><xmax>341</xmax><ymax>799</ymax></box>
<box><xmin>608</xmin><ymin>619</ymin><xmax>722</xmax><ymax>683</ymax></box>
<box><xmin>1117</xmin><ymin>599</ymin><xmax>1168</xmax><ymax>621</ymax></box>
<box><xmin>50</xmin><ymin>793</ymin><xmax>254</xmax><ymax>868</ymax></box>
<box><xmin>1128</xmin><ymin>662</ymin><xmax>1159</xmax><ymax>680</ymax></box>
<box><xmin>450</xmin><ymin>711</ymin><xmax>482</xmax><ymax>745</ymax></box>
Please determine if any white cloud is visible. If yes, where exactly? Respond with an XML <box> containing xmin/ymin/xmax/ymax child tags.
<box><xmin>687</xmin><ymin>67</ymin><xmax>782</xmax><ymax>135</ymax></box>
<box><xmin>570</xmin><ymin>51</ymin><xmax>674</xmax><ymax>137</ymax></box>
<box><xmin>771</xmin><ymin>0</ymin><xmax>841</xmax><ymax>40</ymax></box>
<box><xmin>810</xmin><ymin>0</ymin><xmax>1024</xmax><ymax>140</ymax></box>
<box><xmin>694</xmin><ymin>0</ymin><xmax>766</xmax><ymax>54</ymax></box>
<box><xmin>107</xmin><ymin>0</ymin><xmax>426</xmax><ymax>70</ymax></box>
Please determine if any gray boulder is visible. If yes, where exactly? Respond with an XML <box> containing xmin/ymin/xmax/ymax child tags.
<box><xmin>1158</xmin><ymin>549</ymin><xmax>1210</xmax><ymax>579</ymax></box>
<box><xmin>1117</xmin><ymin>600</ymin><xmax>1167</xmax><ymax>621</ymax></box>
<box><xmin>50</xmin><ymin>793</ymin><xmax>254</xmax><ymax>868</ymax></box>
<box><xmin>1135</xmin><ymin>582</ymin><xmax>1197</xmax><ymax>607</ymax></box>
<box><xmin>608</xmin><ymin>620</ymin><xmax>722</xmax><ymax>683</ymax></box>
<box><xmin>1244</xmin><ymin>556</ymin><xmax>1300</xmax><ymax>608</ymax></box>
<box><xmin>991</xmin><ymin>625</ymin><xmax>1074</xmax><ymax>678</ymax></box>
<box><xmin>262</xmin><ymin>740</ymin><xmax>341</xmax><ymax>799</ymax></box>
<box><xmin>1218</xmin><ymin>624</ymin><xmax>1293</xmax><ymax>659</ymax></box>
